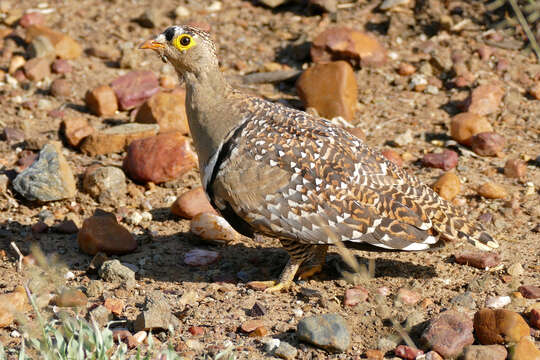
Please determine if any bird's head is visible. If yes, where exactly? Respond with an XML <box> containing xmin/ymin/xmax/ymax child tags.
<box><xmin>140</xmin><ymin>25</ymin><xmax>218</xmax><ymax>75</ymax></box>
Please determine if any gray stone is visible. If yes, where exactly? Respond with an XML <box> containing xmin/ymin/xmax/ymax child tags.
<box><xmin>297</xmin><ymin>313</ymin><xmax>350</xmax><ymax>353</ymax></box>
<box><xmin>421</xmin><ymin>310</ymin><xmax>473</xmax><ymax>358</ymax></box>
<box><xmin>450</xmin><ymin>292</ymin><xmax>476</xmax><ymax>309</ymax></box>
<box><xmin>463</xmin><ymin>344</ymin><xmax>507</xmax><ymax>360</ymax></box>
<box><xmin>13</xmin><ymin>142</ymin><xmax>76</xmax><ymax>202</ymax></box>
<box><xmin>274</xmin><ymin>341</ymin><xmax>298</xmax><ymax>359</ymax></box>
<box><xmin>98</xmin><ymin>260</ymin><xmax>135</xmax><ymax>288</ymax></box>
<box><xmin>134</xmin><ymin>291</ymin><xmax>179</xmax><ymax>331</ymax></box>
<box><xmin>85</xmin><ymin>280</ymin><xmax>104</xmax><ymax>298</ymax></box>
<box><xmin>89</xmin><ymin>305</ymin><xmax>112</xmax><ymax>327</ymax></box>
<box><xmin>82</xmin><ymin>166</ymin><xmax>126</xmax><ymax>204</ymax></box>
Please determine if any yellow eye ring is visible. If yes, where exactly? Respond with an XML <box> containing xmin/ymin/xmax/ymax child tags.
<box><xmin>173</xmin><ymin>34</ymin><xmax>195</xmax><ymax>51</ymax></box>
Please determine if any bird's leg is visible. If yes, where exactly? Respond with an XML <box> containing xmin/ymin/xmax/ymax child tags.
<box><xmin>297</xmin><ymin>245</ymin><xmax>328</xmax><ymax>280</ymax></box>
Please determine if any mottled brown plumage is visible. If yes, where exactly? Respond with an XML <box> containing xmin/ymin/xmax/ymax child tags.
<box><xmin>141</xmin><ymin>26</ymin><xmax>498</xmax><ymax>291</ymax></box>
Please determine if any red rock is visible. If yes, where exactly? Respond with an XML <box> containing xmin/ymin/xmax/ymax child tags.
<box><xmin>311</xmin><ymin>27</ymin><xmax>386</xmax><ymax>67</ymax></box>
<box><xmin>470</xmin><ymin>132</ymin><xmax>505</xmax><ymax>157</ymax></box>
<box><xmin>474</xmin><ymin>308</ymin><xmax>530</xmax><ymax>344</ymax></box>
<box><xmin>110</xmin><ymin>70</ymin><xmax>159</xmax><ymax>110</ymax></box>
<box><xmin>54</xmin><ymin>220</ymin><xmax>78</xmax><ymax>234</ymax></box>
<box><xmin>518</xmin><ymin>285</ymin><xmax>540</xmax><ymax>299</ymax></box>
<box><xmin>51</xmin><ymin>59</ymin><xmax>72</xmax><ymax>74</ymax></box>
<box><xmin>25</xmin><ymin>25</ymin><xmax>82</xmax><ymax>60</ymax></box>
<box><xmin>240</xmin><ymin>319</ymin><xmax>266</xmax><ymax>333</ymax></box>
<box><xmin>112</xmin><ymin>328</ymin><xmax>131</xmax><ymax>342</ymax></box>
<box><xmin>135</xmin><ymin>89</ymin><xmax>190</xmax><ymax>134</ymax></box>
<box><xmin>189</xmin><ymin>326</ymin><xmax>205</xmax><ymax>336</ymax></box>
<box><xmin>104</xmin><ymin>297</ymin><xmax>124</xmax><ymax>315</ymax></box>
<box><xmin>184</xmin><ymin>249</ymin><xmax>220</xmax><ymax>266</ymax></box>
<box><xmin>2</xmin><ymin>127</ymin><xmax>25</xmax><ymax>142</ymax></box>
<box><xmin>80</xmin><ymin>123</ymin><xmax>159</xmax><ymax>156</ymax></box>
<box><xmin>77</xmin><ymin>212</ymin><xmax>137</xmax><ymax>255</ymax></box>
<box><xmin>395</xmin><ymin>345</ymin><xmax>423</xmax><ymax>360</ymax></box>
<box><xmin>23</xmin><ymin>57</ymin><xmax>51</xmax><ymax>81</ymax></box>
<box><xmin>421</xmin><ymin>310</ymin><xmax>474</xmax><ymax>358</ymax></box>
<box><xmin>396</xmin><ymin>288</ymin><xmax>421</xmax><ymax>305</ymax></box>
<box><xmin>467</xmin><ymin>83</ymin><xmax>505</xmax><ymax>116</ymax></box>
<box><xmin>344</xmin><ymin>287</ymin><xmax>368</xmax><ymax>306</ymax></box>
<box><xmin>450</xmin><ymin>112</ymin><xmax>493</xmax><ymax>146</ymax></box>
<box><xmin>530</xmin><ymin>308</ymin><xmax>540</xmax><ymax>329</ymax></box>
<box><xmin>171</xmin><ymin>187</ymin><xmax>217</xmax><ymax>219</ymax></box>
<box><xmin>432</xmin><ymin>172</ymin><xmax>461</xmax><ymax>201</ymax></box>
<box><xmin>61</xmin><ymin>117</ymin><xmax>95</xmax><ymax>147</ymax></box>
<box><xmin>16</xmin><ymin>150</ymin><xmax>38</xmax><ymax>170</ymax></box>
<box><xmin>85</xmin><ymin>85</ymin><xmax>118</xmax><ymax>116</ymax></box>
<box><xmin>504</xmin><ymin>159</ymin><xmax>527</xmax><ymax>179</ymax></box>
<box><xmin>422</xmin><ymin>149</ymin><xmax>458</xmax><ymax>171</ymax></box>
<box><xmin>296</xmin><ymin>61</ymin><xmax>357</xmax><ymax>122</ymax></box>
<box><xmin>50</xmin><ymin>78</ymin><xmax>71</xmax><ymax>98</ymax></box>
<box><xmin>455</xmin><ymin>251</ymin><xmax>500</xmax><ymax>269</ymax></box>
<box><xmin>123</xmin><ymin>132</ymin><xmax>197</xmax><ymax>184</ymax></box>
<box><xmin>13</xmin><ymin>69</ymin><xmax>27</xmax><ymax>83</ymax></box>
<box><xmin>381</xmin><ymin>149</ymin><xmax>403</xmax><ymax>167</ymax></box>
<box><xmin>19</xmin><ymin>12</ymin><xmax>45</xmax><ymax>28</ymax></box>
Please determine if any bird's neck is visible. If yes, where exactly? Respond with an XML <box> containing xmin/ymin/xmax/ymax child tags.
<box><xmin>182</xmin><ymin>68</ymin><xmax>241</xmax><ymax>179</ymax></box>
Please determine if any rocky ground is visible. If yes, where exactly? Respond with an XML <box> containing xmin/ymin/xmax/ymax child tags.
<box><xmin>0</xmin><ymin>0</ymin><xmax>539</xmax><ymax>359</ymax></box>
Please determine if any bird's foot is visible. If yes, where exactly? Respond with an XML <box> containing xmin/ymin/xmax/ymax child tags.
<box><xmin>264</xmin><ymin>280</ymin><xmax>293</xmax><ymax>293</ymax></box>
<box><xmin>297</xmin><ymin>264</ymin><xmax>323</xmax><ymax>280</ymax></box>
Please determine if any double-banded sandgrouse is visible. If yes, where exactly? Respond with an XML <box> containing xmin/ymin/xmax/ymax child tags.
<box><xmin>141</xmin><ymin>26</ymin><xmax>499</xmax><ymax>291</ymax></box>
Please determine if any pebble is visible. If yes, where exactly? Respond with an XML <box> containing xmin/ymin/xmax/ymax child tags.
<box><xmin>86</xmin><ymin>280</ymin><xmax>104</xmax><ymax>298</ymax></box>
<box><xmin>518</xmin><ymin>285</ymin><xmax>540</xmax><ymax>299</ymax></box>
<box><xmin>241</xmin><ymin>319</ymin><xmax>266</xmax><ymax>333</ymax></box>
<box><xmin>104</xmin><ymin>298</ymin><xmax>124</xmax><ymax>315</ymax></box>
<box><xmin>381</xmin><ymin>149</ymin><xmax>403</xmax><ymax>167</ymax></box>
<box><xmin>99</xmin><ymin>260</ymin><xmax>136</xmax><ymax>288</ymax></box>
<box><xmin>89</xmin><ymin>305</ymin><xmax>112</xmax><ymax>327</ymax></box>
<box><xmin>296</xmin><ymin>61</ymin><xmax>358</xmax><ymax>122</ymax></box>
<box><xmin>134</xmin><ymin>292</ymin><xmax>180</xmax><ymax>331</ymax></box>
<box><xmin>0</xmin><ymin>287</ymin><xmax>29</xmax><ymax>328</ymax></box>
<box><xmin>171</xmin><ymin>187</ymin><xmax>217</xmax><ymax>219</ymax></box>
<box><xmin>19</xmin><ymin>12</ymin><xmax>45</xmax><ymax>28</ymax></box>
<box><xmin>311</xmin><ymin>27</ymin><xmax>386</xmax><ymax>67</ymax></box>
<box><xmin>422</xmin><ymin>149</ymin><xmax>458</xmax><ymax>171</ymax></box>
<box><xmin>174</xmin><ymin>5</ymin><xmax>190</xmax><ymax>18</ymax></box>
<box><xmin>87</xmin><ymin>44</ymin><xmax>120</xmax><ymax>61</ymax></box>
<box><xmin>55</xmin><ymin>288</ymin><xmax>88</xmax><ymax>307</ymax></box>
<box><xmin>82</xmin><ymin>166</ymin><xmax>126</xmax><ymax>204</ymax></box>
<box><xmin>455</xmin><ymin>250</ymin><xmax>500</xmax><ymax>269</ymax></box>
<box><xmin>530</xmin><ymin>308</ymin><xmax>540</xmax><ymax>329</ymax></box>
<box><xmin>184</xmin><ymin>249</ymin><xmax>220</xmax><ymax>266</ymax></box>
<box><xmin>112</xmin><ymin>328</ymin><xmax>131</xmax><ymax>343</ymax></box>
<box><xmin>23</xmin><ymin>57</ymin><xmax>51</xmax><ymax>81</ymax></box>
<box><xmin>397</xmin><ymin>62</ymin><xmax>416</xmax><ymax>76</ymax></box>
<box><xmin>110</xmin><ymin>70</ymin><xmax>159</xmax><ymax>110</ymax></box>
<box><xmin>467</xmin><ymin>83</ymin><xmax>505</xmax><ymax>116</ymax></box>
<box><xmin>450</xmin><ymin>292</ymin><xmax>476</xmax><ymax>309</ymax></box>
<box><xmin>61</xmin><ymin>117</ymin><xmax>94</xmax><ymax>147</ymax></box>
<box><xmin>2</xmin><ymin>127</ymin><xmax>25</xmax><ymax>142</ymax></box>
<box><xmin>508</xmin><ymin>337</ymin><xmax>540</xmax><ymax>359</ymax></box>
<box><xmin>51</xmin><ymin>59</ymin><xmax>72</xmax><ymax>74</ymax></box>
<box><xmin>26</xmin><ymin>25</ymin><xmax>82</xmax><ymax>59</ymax></box>
<box><xmin>27</xmin><ymin>35</ymin><xmax>55</xmax><ymax>59</ymax></box>
<box><xmin>528</xmin><ymin>83</ymin><xmax>540</xmax><ymax>100</ymax></box>
<box><xmin>424</xmin><ymin>352</ymin><xmax>444</xmax><ymax>360</ymax></box>
<box><xmin>476</xmin><ymin>182</ymin><xmax>508</xmax><ymax>199</ymax></box>
<box><xmin>503</xmin><ymin>159</ymin><xmax>527</xmax><ymax>179</ymax></box>
<box><xmin>80</xmin><ymin>123</ymin><xmax>159</xmax><ymax>156</ymax></box>
<box><xmin>123</xmin><ymin>132</ymin><xmax>197</xmax><ymax>184</ymax></box>
<box><xmin>297</xmin><ymin>313</ymin><xmax>350</xmax><ymax>353</ymax></box>
<box><xmin>8</xmin><ymin>55</ymin><xmax>25</xmax><ymax>75</ymax></box>
<box><xmin>136</xmin><ymin>89</ymin><xmax>189</xmax><ymax>134</ymax></box>
<box><xmin>274</xmin><ymin>341</ymin><xmax>298</xmax><ymax>360</ymax></box>
<box><xmin>85</xmin><ymin>85</ymin><xmax>118</xmax><ymax>116</ymax></box>
<box><xmin>432</xmin><ymin>171</ymin><xmax>461</xmax><ymax>201</ymax></box>
<box><xmin>507</xmin><ymin>263</ymin><xmax>524</xmax><ymax>276</ymax></box>
<box><xmin>485</xmin><ymin>296</ymin><xmax>511</xmax><ymax>309</ymax></box>
<box><xmin>136</xmin><ymin>9</ymin><xmax>159</xmax><ymax>28</ymax></box>
<box><xmin>462</xmin><ymin>345</ymin><xmax>507</xmax><ymax>360</ymax></box>
<box><xmin>365</xmin><ymin>349</ymin><xmax>384</xmax><ymax>359</ymax></box>
<box><xmin>473</xmin><ymin>308</ymin><xmax>530</xmax><ymax>344</ymax></box>
<box><xmin>394</xmin><ymin>129</ymin><xmax>414</xmax><ymax>147</ymax></box>
<box><xmin>395</xmin><ymin>345</ymin><xmax>423</xmax><ymax>359</ymax></box>
<box><xmin>343</xmin><ymin>286</ymin><xmax>368</xmax><ymax>306</ymax></box>
<box><xmin>421</xmin><ymin>310</ymin><xmax>474</xmax><ymax>358</ymax></box>
<box><xmin>13</xmin><ymin>142</ymin><xmax>76</xmax><ymax>202</ymax></box>
<box><xmin>189</xmin><ymin>326</ymin><xmax>205</xmax><ymax>336</ymax></box>
<box><xmin>450</xmin><ymin>112</ymin><xmax>493</xmax><ymax>146</ymax></box>
<box><xmin>396</xmin><ymin>288</ymin><xmax>421</xmax><ymax>305</ymax></box>
<box><xmin>190</xmin><ymin>212</ymin><xmax>240</xmax><ymax>244</ymax></box>
<box><xmin>50</xmin><ymin>78</ymin><xmax>71</xmax><ymax>98</ymax></box>
<box><xmin>78</xmin><ymin>212</ymin><xmax>137</xmax><ymax>255</ymax></box>
<box><xmin>470</xmin><ymin>132</ymin><xmax>505</xmax><ymax>157</ymax></box>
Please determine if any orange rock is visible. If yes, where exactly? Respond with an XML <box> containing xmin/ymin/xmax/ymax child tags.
<box><xmin>249</xmin><ymin>326</ymin><xmax>269</xmax><ymax>337</ymax></box>
<box><xmin>104</xmin><ymin>297</ymin><xmax>125</xmax><ymax>315</ymax></box>
<box><xmin>365</xmin><ymin>349</ymin><xmax>384</xmax><ymax>360</ymax></box>
<box><xmin>503</xmin><ymin>159</ymin><xmax>527</xmax><ymax>179</ymax></box>
<box><xmin>61</xmin><ymin>117</ymin><xmax>94</xmax><ymax>147</ymax></box>
<box><xmin>509</xmin><ymin>337</ymin><xmax>540</xmax><ymax>359</ymax></box>
<box><xmin>85</xmin><ymin>85</ymin><xmax>118</xmax><ymax>116</ymax></box>
<box><xmin>0</xmin><ymin>286</ymin><xmax>30</xmax><ymax>328</ymax></box>
<box><xmin>25</xmin><ymin>25</ymin><xmax>82</xmax><ymax>59</ymax></box>
<box><xmin>77</xmin><ymin>212</ymin><xmax>137</xmax><ymax>255</ymax></box>
<box><xmin>467</xmin><ymin>83</ymin><xmax>505</xmax><ymax>116</ymax></box>
<box><xmin>474</xmin><ymin>308</ymin><xmax>530</xmax><ymax>345</ymax></box>
<box><xmin>381</xmin><ymin>149</ymin><xmax>402</xmax><ymax>167</ymax></box>
<box><xmin>450</xmin><ymin>112</ymin><xmax>493</xmax><ymax>146</ymax></box>
<box><xmin>477</xmin><ymin>182</ymin><xmax>508</xmax><ymax>199</ymax></box>
<box><xmin>55</xmin><ymin>288</ymin><xmax>88</xmax><ymax>307</ymax></box>
<box><xmin>171</xmin><ymin>187</ymin><xmax>216</xmax><ymax>219</ymax></box>
<box><xmin>398</xmin><ymin>62</ymin><xmax>416</xmax><ymax>76</ymax></box>
<box><xmin>528</xmin><ymin>83</ymin><xmax>540</xmax><ymax>100</ymax></box>
<box><xmin>80</xmin><ymin>123</ymin><xmax>159</xmax><ymax>156</ymax></box>
<box><xmin>296</xmin><ymin>61</ymin><xmax>357</xmax><ymax>121</ymax></box>
<box><xmin>136</xmin><ymin>89</ymin><xmax>190</xmax><ymax>134</ymax></box>
<box><xmin>241</xmin><ymin>319</ymin><xmax>266</xmax><ymax>333</ymax></box>
<box><xmin>432</xmin><ymin>171</ymin><xmax>461</xmax><ymax>201</ymax></box>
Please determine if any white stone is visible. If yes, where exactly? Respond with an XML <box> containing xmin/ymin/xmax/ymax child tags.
<box><xmin>485</xmin><ymin>295</ymin><xmax>511</xmax><ymax>309</ymax></box>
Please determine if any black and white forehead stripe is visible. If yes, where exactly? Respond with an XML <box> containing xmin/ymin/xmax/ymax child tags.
<box><xmin>161</xmin><ymin>26</ymin><xmax>215</xmax><ymax>51</ymax></box>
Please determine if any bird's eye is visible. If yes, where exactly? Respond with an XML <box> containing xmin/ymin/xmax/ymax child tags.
<box><xmin>180</xmin><ymin>35</ymin><xmax>190</xmax><ymax>46</ymax></box>
<box><xmin>173</xmin><ymin>34</ymin><xmax>195</xmax><ymax>51</ymax></box>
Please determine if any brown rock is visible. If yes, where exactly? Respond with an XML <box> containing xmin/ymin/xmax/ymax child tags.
<box><xmin>421</xmin><ymin>310</ymin><xmax>474</xmax><ymax>358</ymax></box>
<box><xmin>463</xmin><ymin>345</ymin><xmax>507</xmax><ymax>360</ymax></box>
<box><xmin>85</xmin><ymin>85</ymin><xmax>118</xmax><ymax>116</ymax></box>
<box><xmin>474</xmin><ymin>308</ymin><xmax>530</xmax><ymax>345</ymax></box>
<box><xmin>77</xmin><ymin>212</ymin><xmax>137</xmax><ymax>255</ymax></box>
<box><xmin>80</xmin><ymin>123</ymin><xmax>159</xmax><ymax>156</ymax></box>
<box><xmin>477</xmin><ymin>182</ymin><xmax>508</xmax><ymax>199</ymax></box>
<box><xmin>55</xmin><ymin>288</ymin><xmax>88</xmax><ymax>307</ymax></box>
<box><xmin>61</xmin><ymin>117</ymin><xmax>95</xmax><ymax>147</ymax></box>
<box><xmin>112</xmin><ymin>328</ymin><xmax>131</xmax><ymax>343</ymax></box>
<box><xmin>344</xmin><ymin>287</ymin><xmax>368</xmax><ymax>306</ymax></box>
<box><xmin>2</xmin><ymin>127</ymin><xmax>25</xmax><ymax>142</ymax></box>
<box><xmin>19</xmin><ymin>12</ymin><xmax>45</xmax><ymax>28</ymax></box>
<box><xmin>241</xmin><ymin>319</ymin><xmax>266</xmax><ymax>333</ymax></box>
<box><xmin>171</xmin><ymin>187</ymin><xmax>216</xmax><ymax>219</ymax></box>
<box><xmin>104</xmin><ymin>297</ymin><xmax>124</xmax><ymax>315</ymax></box>
<box><xmin>422</xmin><ymin>149</ymin><xmax>458</xmax><ymax>171</ymax></box>
<box><xmin>54</xmin><ymin>220</ymin><xmax>78</xmax><ymax>234</ymax></box>
<box><xmin>528</xmin><ymin>83</ymin><xmax>540</xmax><ymax>100</ymax></box>
<box><xmin>23</xmin><ymin>57</ymin><xmax>51</xmax><ymax>81</ymax></box>
<box><xmin>450</xmin><ymin>112</ymin><xmax>493</xmax><ymax>146</ymax></box>
<box><xmin>123</xmin><ymin>132</ymin><xmax>197</xmax><ymax>184</ymax></box>
<box><xmin>189</xmin><ymin>326</ymin><xmax>205</xmax><ymax>336</ymax></box>
<box><xmin>455</xmin><ymin>250</ymin><xmax>500</xmax><ymax>269</ymax></box>
<box><xmin>470</xmin><ymin>132</ymin><xmax>505</xmax><ymax>157</ymax></box>
<box><xmin>135</xmin><ymin>89</ymin><xmax>190</xmax><ymax>134</ymax></box>
<box><xmin>365</xmin><ymin>349</ymin><xmax>384</xmax><ymax>360</ymax></box>
<box><xmin>467</xmin><ymin>83</ymin><xmax>505</xmax><ymax>116</ymax></box>
<box><xmin>311</xmin><ymin>27</ymin><xmax>386</xmax><ymax>67</ymax></box>
<box><xmin>249</xmin><ymin>326</ymin><xmax>269</xmax><ymax>337</ymax></box>
<box><xmin>51</xmin><ymin>59</ymin><xmax>72</xmax><ymax>74</ymax></box>
<box><xmin>432</xmin><ymin>171</ymin><xmax>461</xmax><ymax>201</ymax></box>
<box><xmin>190</xmin><ymin>213</ymin><xmax>240</xmax><ymax>244</ymax></box>
<box><xmin>395</xmin><ymin>345</ymin><xmax>424</xmax><ymax>360</ymax></box>
<box><xmin>396</xmin><ymin>288</ymin><xmax>421</xmax><ymax>305</ymax></box>
<box><xmin>87</xmin><ymin>45</ymin><xmax>121</xmax><ymax>61</ymax></box>
<box><xmin>0</xmin><ymin>286</ymin><xmax>29</xmax><ymax>328</ymax></box>
<box><xmin>296</xmin><ymin>61</ymin><xmax>357</xmax><ymax>122</ymax></box>
<box><xmin>504</xmin><ymin>159</ymin><xmax>527</xmax><ymax>179</ymax></box>
<box><xmin>398</xmin><ymin>63</ymin><xmax>416</xmax><ymax>76</ymax></box>
<box><xmin>381</xmin><ymin>149</ymin><xmax>402</xmax><ymax>167</ymax></box>
<box><xmin>518</xmin><ymin>285</ymin><xmax>540</xmax><ymax>299</ymax></box>
<box><xmin>26</xmin><ymin>25</ymin><xmax>82</xmax><ymax>59</ymax></box>
<box><xmin>50</xmin><ymin>78</ymin><xmax>71</xmax><ymax>98</ymax></box>
<box><xmin>509</xmin><ymin>337</ymin><xmax>540</xmax><ymax>360</ymax></box>
<box><xmin>530</xmin><ymin>308</ymin><xmax>540</xmax><ymax>329</ymax></box>
<box><xmin>347</xmin><ymin>127</ymin><xmax>366</xmax><ymax>140</ymax></box>
<box><xmin>110</xmin><ymin>70</ymin><xmax>159</xmax><ymax>110</ymax></box>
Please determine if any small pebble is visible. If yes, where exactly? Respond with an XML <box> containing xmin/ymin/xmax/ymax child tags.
<box><xmin>476</xmin><ymin>182</ymin><xmax>508</xmax><ymax>199</ymax></box>
<box><xmin>485</xmin><ymin>296</ymin><xmax>511</xmax><ymax>309</ymax></box>
<box><xmin>503</xmin><ymin>159</ymin><xmax>527</xmax><ymax>179</ymax></box>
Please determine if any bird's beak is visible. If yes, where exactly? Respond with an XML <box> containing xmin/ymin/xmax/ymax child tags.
<box><xmin>139</xmin><ymin>39</ymin><xmax>165</xmax><ymax>51</ymax></box>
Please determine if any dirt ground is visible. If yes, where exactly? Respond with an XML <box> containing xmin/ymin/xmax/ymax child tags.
<box><xmin>0</xmin><ymin>0</ymin><xmax>539</xmax><ymax>358</ymax></box>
